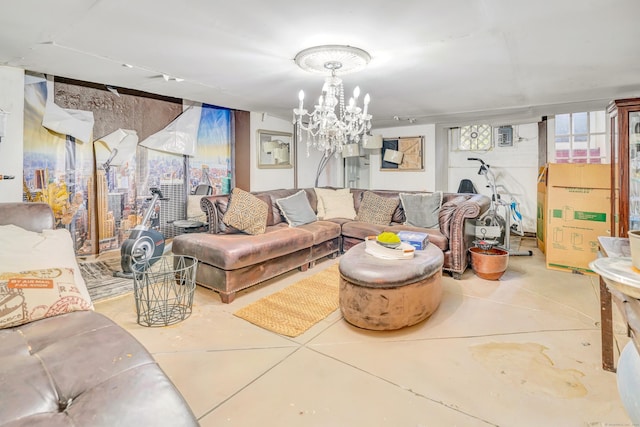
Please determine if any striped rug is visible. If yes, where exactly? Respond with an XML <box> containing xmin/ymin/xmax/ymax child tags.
<box><xmin>78</xmin><ymin>257</ymin><xmax>133</xmax><ymax>302</ymax></box>
<box><xmin>234</xmin><ymin>264</ymin><xmax>340</xmax><ymax>337</ymax></box>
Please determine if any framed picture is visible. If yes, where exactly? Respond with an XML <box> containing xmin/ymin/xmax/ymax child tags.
<box><xmin>381</xmin><ymin>136</ymin><xmax>424</xmax><ymax>171</ymax></box>
<box><xmin>257</xmin><ymin>129</ymin><xmax>293</xmax><ymax>169</ymax></box>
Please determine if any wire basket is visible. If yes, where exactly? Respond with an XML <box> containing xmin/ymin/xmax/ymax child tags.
<box><xmin>132</xmin><ymin>255</ymin><xmax>197</xmax><ymax>327</ymax></box>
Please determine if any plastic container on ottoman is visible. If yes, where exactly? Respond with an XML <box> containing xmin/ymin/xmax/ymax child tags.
<box><xmin>397</xmin><ymin>231</ymin><xmax>429</xmax><ymax>250</ymax></box>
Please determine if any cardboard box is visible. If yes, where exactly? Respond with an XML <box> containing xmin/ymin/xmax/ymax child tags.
<box><xmin>537</xmin><ymin>165</ymin><xmax>548</xmax><ymax>253</ymax></box>
<box><xmin>397</xmin><ymin>231</ymin><xmax>429</xmax><ymax>250</ymax></box>
<box><xmin>545</xmin><ymin>163</ymin><xmax>611</xmax><ymax>275</ymax></box>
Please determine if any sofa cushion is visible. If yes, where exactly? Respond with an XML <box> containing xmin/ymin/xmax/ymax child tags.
<box><xmin>400</xmin><ymin>192</ymin><xmax>442</xmax><ymax>228</ymax></box>
<box><xmin>355</xmin><ymin>191</ymin><xmax>399</xmax><ymax>225</ymax></box>
<box><xmin>0</xmin><ymin>310</ymin><xmax>198</xmax><ymax>426</ymax></box>
<box><xmin>297</xmin><ymin>220</ymin><xmax>341</xmax><ymax>245</ymax></box>
<box><xmin>276</xmin><ymin>190</ymin><xmax>317</xmax><ymax>227</ymax></box>
<box><xmin>223</xmin><ymin>188</ymin><xmax>269</xmax><ymax>235</ymax></box>
<box><xmin>173</xmin><ymin>225</ymin><xmax>314</xmax><ymax>270</ymax></box>
<box><xmin>317</xmin><ymin>189</ymin><xmax>356</xmax><ymax>219</ymax></box>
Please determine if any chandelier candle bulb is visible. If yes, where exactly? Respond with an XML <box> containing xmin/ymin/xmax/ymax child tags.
<box><xmin>298</xmin><ymin>90</ymin><xmax>304</xmax><ymax>110</ymax></box>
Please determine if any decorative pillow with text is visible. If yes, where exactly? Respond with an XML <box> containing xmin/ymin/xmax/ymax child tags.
<box><xmin>0</xmin><ymin>267</ymin><xmax>92</xmax><ymax>329</ymax></box>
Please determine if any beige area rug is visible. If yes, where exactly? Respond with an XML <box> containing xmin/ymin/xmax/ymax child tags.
<box><xmin>234</xmin><ymin>264</ymin><xmax>340</xmax><ymax>337</ymax></box>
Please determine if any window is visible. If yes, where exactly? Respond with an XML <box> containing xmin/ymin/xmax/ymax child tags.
<box><xmin>452</xmin><ymin>125</ymin><xmax>493</xmax><ymax>151</ymax></box>
<box><xmin>553</xmin><ymin>111</ymin><xmax>607</xmax><ymax>163</ymax></box>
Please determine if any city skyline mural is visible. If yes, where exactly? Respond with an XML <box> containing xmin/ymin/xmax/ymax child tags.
<box><xmin>23</xmin><ymin>75</ymin><xmax>233</xmax><ymax>255</ymax></box>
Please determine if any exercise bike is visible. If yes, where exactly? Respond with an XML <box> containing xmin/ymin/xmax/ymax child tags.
<box><xmin>115</xmin><ymin>188</ymin><xmax>167</xmax><ymax>278</ymax></box>
<box><xmin>468</xmin><ymin>158</ymin><xmax>532</xmax><ymax>256</ymax></box>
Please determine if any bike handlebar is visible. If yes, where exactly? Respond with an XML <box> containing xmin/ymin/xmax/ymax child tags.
<box><xmin>467</xmin><ymin>157</ymin><xmax>486</xmax><ymax>165</ymax></box>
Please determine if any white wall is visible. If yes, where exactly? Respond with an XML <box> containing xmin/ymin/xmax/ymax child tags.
<box><xmin>0</xmin><ymin>67</ymin><xmax>539</xmax><ymax>225</ymax></box>
<box><xmin>365</xmin><ymin>121</ymin><xmax>538</xmax><ymax>233</ymax></box>
<box><xmin>249</xmin><ymin>112</ymin><xmax>296</xmax><ymax>191</ymax></box>
<box><xmin>250</xmin><ymin>112</ymin><xmax>344</xmax><ymax>191</ymax></box>
<box><xmin>447</xmin><ymin>123</ymin><xmax>539</xmax><ymax>233</ymax></box>
<box><xmin>368</xmin><ymin>124</ymin><xmax>437</xmax><ymax>191</ymax></box>
<box><xmin>294</xmin><ymin>131</ymin><xmax>343</xmax><ymax>189</ymax></box>
<box><xmin>0</xmin><ymin>66</ymin><xmax>25</xmax><ymax>202</ymax></box>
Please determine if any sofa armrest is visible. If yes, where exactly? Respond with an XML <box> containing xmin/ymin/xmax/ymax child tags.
<box><xmin>201</xmin><ymin>195</ymin><xmax>223</xmax><ymax>233</ymax></box>
<box><xmin>442</xmin><ymin>194</ymin><xmax>491</xmax><ymax>275</ymax></box>
<box><xmin>0</xmin><ymin>203</ymin><xmax>55</xmax><ymax>232</ymax></box>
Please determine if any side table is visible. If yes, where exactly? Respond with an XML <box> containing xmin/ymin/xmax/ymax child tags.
<box><xmin>593</xmin><ymin>236</ymin><xmax>632</xmax><ymax>372</ymax></box>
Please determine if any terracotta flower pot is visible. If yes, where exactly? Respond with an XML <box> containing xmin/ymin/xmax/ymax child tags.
<box><xmin>469</xmin><ymin>247</ymin><xmax>509</xmax><ymax>280</ymax></box>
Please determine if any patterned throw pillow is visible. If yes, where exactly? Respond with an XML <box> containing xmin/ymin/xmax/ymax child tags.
<box><xmin>0</xmin><ymin>267</ymin><xmax>93</xmax><ymax>329</ymax></box>
<box><xmin>355</xmin><ymin>191</ymin><xmax>399</xmax><ymax>225</ymax></box>
<box><xmin>223</xmin><ymin>188</ymin><xmax>269</xmax><ymax>235</ymax></box>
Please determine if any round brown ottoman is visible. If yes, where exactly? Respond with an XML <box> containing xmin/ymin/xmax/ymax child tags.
<box><xmin>339</xmin><ymin>242</ymin><xmax>444</xmax><ymax>330</ymax></box>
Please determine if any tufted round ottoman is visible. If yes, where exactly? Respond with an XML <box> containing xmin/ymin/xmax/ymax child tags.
<box><xmin>339</xmin><ymin>242</ymin><xmax>444</xmax><ymax>330</ymax></box>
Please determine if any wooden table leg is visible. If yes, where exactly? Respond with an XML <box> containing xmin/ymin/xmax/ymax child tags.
<box><xmin>600</xmin><ymin>276</ymin><xmax>616</xmax><ymax>372</ymax></box>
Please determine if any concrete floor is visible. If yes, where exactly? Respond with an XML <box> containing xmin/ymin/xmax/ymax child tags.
<box><xmin>95</xmin><ymin>238</ymin><xmax>632</xmax><ymax>426</ymax></box>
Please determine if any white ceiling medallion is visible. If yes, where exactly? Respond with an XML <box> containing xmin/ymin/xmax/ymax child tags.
<box><xmin>294</xmin><ymin>45</ymin><xmax>371</xmax><ymax>75</ymax></box>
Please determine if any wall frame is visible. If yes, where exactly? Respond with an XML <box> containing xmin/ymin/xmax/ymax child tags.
<box><xmin>257</xmin><ymin>129</ymin><xmax>293</xmax><ymax>169</ymax></box>
<box><xmin>381</xmin><ymin>136</ymin><xmax>424</xmax><ymax>171</ymax></box>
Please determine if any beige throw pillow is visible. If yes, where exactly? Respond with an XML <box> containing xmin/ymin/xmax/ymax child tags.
<box><xmin>314</xmin><ymin>188</ymin><xmax>352</xmax><ymax>219</ymax></box>
<box><xmin>223</xmin><ymin>188</ymin><xmax>269</xmax><ymax>235</ymax></box>
<box><xmin>319</xmin><ymin>191</ymin><xmax>357</xmax><ymax>220</ymax></box>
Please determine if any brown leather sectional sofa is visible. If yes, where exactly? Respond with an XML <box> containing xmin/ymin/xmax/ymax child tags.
<box><xmin>173</xmin><ymin>188</ymin><xmax>490</xmax><ymax>303</ymax></box>
<box><xmin>0</xmin><ymin>202</ymin><xmax>199</xmax><ymax>427</ymax></box>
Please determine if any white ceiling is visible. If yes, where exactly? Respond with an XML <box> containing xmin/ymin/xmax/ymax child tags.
<box><xmin>2</xmin><ymin>0</ymin><xmax>640</xmax><ymax>128</ymax></box>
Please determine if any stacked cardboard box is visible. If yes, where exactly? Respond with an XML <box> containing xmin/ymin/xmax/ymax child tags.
<box><xmin>541</xmin><ymin>163</ymin><xmax>610</xmax><ymax>275</ymax></box>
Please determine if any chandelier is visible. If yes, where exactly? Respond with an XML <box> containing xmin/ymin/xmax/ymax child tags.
<box><xmin>293</xmin><ymin>45</ymin><xmax>373</xmax><ymax>157</ymax></box>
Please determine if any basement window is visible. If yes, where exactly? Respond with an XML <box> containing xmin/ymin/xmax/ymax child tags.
<box><xmin>553</xmin><ymin>111</ymin><xmax>607</xmax><ymax>163</ymax></box>
<box><xmin>452</xmin><ymin>125</ymin><xmax>493</xmax><ymax>151</ymax></box>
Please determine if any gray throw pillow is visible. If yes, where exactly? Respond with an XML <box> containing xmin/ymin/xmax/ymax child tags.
<box><xmin>400</xmin><ymin>192</ymin><xmax>443</xmax><ymax>229</ymax></box>
<box><xmin>276</xmin><ymin>190</ymin><xmax>317</xmax><ymax>227</ymax></box>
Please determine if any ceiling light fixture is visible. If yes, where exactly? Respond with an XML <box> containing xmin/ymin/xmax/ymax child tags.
<box><xmin>293</xmin><ymin>45</ymin><xmax>373</xmax><ymax>158</ymax></box>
